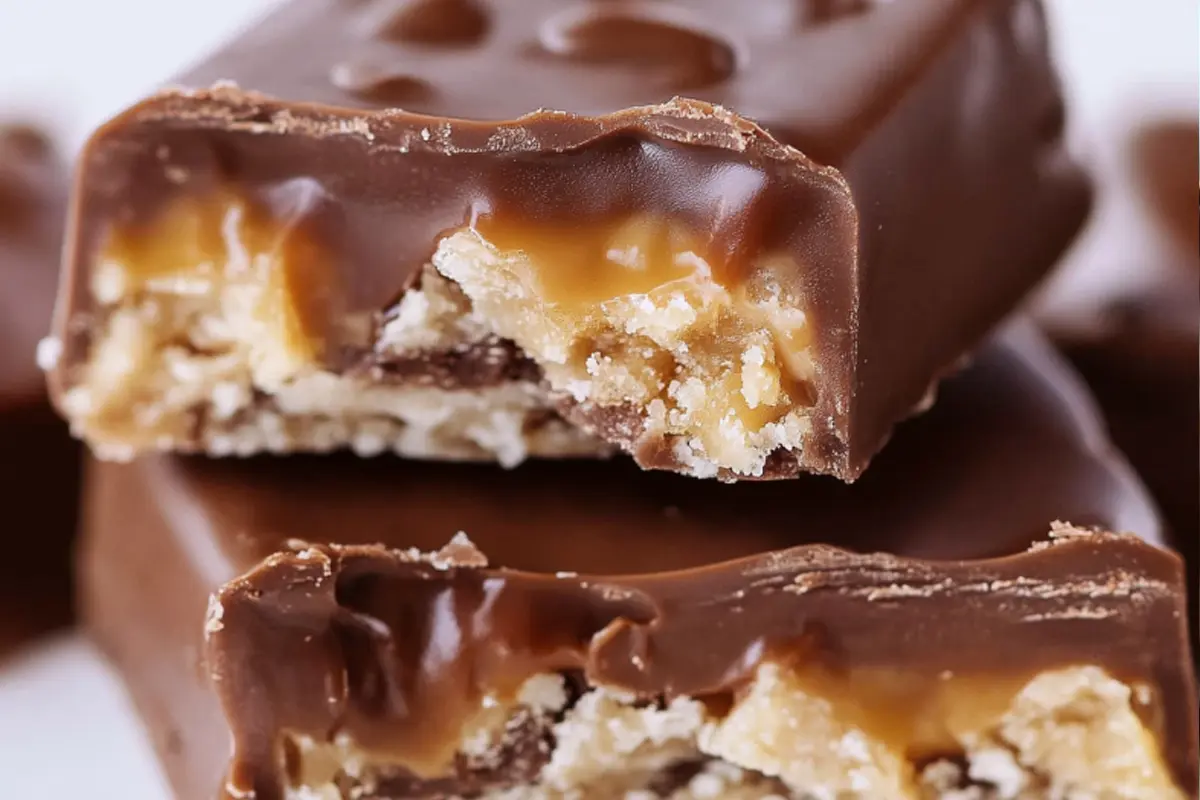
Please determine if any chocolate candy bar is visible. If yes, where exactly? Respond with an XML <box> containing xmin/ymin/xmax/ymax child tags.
<box><xmin>1131</xmin><ymin>121</ymin><xmax>1198</xmax><ymax>258</ymax></box>
<box><xmin>80</xmin><ymin>326</ymin><xmax>1196</xmax><ymax>799</ymax></box>
<box><xmin>1</xmin><ymin>124</ymin><xmax>61</xmax><ymax>403</ymax></box>
<box><xmin>48</xmin><ymin>0</ymin><xmax>1088</xmax><ymax>480</ymax></box>
<box><xmin>0</xmin><ymin>123</ymin><xmax>79</xmax><ymax>655</ymax></box>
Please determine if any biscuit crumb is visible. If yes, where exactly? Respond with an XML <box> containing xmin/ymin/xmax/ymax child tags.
<box><xmin>281</xmin><ymin>665</ymin><xmax>1183</xmax><ymax>799</ymax></box>
<box><xmin>433</xmin><ymin>226</ymin><xmax>816</xmax><ymax>478</ymax></box>
<box><xmin>54</xmin><ymin>197</ymin><xmax>609</xmax><ymax>464</ymax></box>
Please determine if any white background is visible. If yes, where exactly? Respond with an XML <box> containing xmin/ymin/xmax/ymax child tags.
<box><xmin>0</xmin><ymin>2</ymin><xmax>1195</xmax><ymax>797</ymax></box>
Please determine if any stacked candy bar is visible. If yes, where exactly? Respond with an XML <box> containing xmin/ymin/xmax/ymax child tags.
<box><xmin>0</xmin><ymin>124</ymin><xmax>79</xmax><ymax>655</ymax></box>
<box><xmin>41</xmin><ymin>1</ymin><xmax>1197</xmax><ymax>798</ymax></box>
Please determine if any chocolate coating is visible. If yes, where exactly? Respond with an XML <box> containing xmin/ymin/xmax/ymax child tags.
<box><xmin>80</xmin><ymin>326</ymin><xmax>1195</xmax><ymax>800</ymax></box>
<box><xmin>52</xmin><ymin>0</ymin><xmax>1089</xmax><ymax>478</ymax></box>
<box><xmin>0</xmin><ymin>123</ymin><xmax>79</xmax><ymax>656</ymax></box>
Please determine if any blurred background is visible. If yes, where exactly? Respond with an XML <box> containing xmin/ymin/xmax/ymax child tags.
<box><xmin>0</xmin><ymin>1</ymin><xmax>1195</xmax><ymax>797</ymax></box>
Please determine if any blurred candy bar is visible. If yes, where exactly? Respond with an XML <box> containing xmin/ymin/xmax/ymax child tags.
<box><xmin>0</xmin><ymin>123</ymin><xmax>79</xmax><ymax>655</ymax></box>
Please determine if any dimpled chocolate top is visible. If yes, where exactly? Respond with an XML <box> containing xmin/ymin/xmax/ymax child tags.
<box><xmin>55</xmin><ymin>0</ymin><xmax>1090</xmax><ymax>478</ymax></box>
<box><xmin>183</xmin><ymin>0</ymin><xmax>965</xmax><ymax>162</ymax></box>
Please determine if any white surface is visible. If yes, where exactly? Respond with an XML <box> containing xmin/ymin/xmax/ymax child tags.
<box><xmin>0</xmin><ymin>0</ymin><xmax>277</xmax><ymax>149</ymax></box>
<box><xmin>0</xmin><ymin>2</ymin><xmax>1194</xmax><ymax>799</ymax></box>
<box><xmin>1041</xmin><ymin>0</ymin><xmax>1199</xmax><ymax>317</ymax></box>
<box><xmin>0</xmin><ymin>635</ymin><xmax>171</xmax><ymax>798</ymax></box>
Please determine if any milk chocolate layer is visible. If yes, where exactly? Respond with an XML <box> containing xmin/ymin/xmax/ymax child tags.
<box><xmin>51</xmin><ymin>0</ymin><xmax>1088</xmax><ymax>480</ymax></box>
<box><xmin>0</xmin><ymin>123</ymin><xmax>79</xmax><ymax>655</ymax></box>
<box><xmin>80</xmin><ymin>327</ymin><xmax>1196</xmax><ymax>799</ymax></box>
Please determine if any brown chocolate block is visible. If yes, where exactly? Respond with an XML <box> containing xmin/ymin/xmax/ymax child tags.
<box><xmin>80</xmin><ymin>326</ymin><xmax>1196</xmax><ymax>799</ymax></box>
<box><xmin>48</xmin><ymin>0</ymin><xmax>1088</xmax><ymax>480</ymax></box>
<box><xmin>0</xmin><ymin>123</ymin><xmax>79</xmax><ymax>657</ymax></box>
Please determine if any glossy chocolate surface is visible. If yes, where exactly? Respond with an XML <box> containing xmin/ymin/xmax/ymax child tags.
<box><xmin>81</xmin><ymin>326</ymin><xmax>1196</xmax><ymax>799</ymax></box>
<box><xmin>53</xmin><ymin>0</ymin><xmax>1089</xmax><ymax>478</ymax></box>
<box><xmin>0</xmin><ymin>123</ymin><xmax>79</xmax><ymax>656</ymax></box>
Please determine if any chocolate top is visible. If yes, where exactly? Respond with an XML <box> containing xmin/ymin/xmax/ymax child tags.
<box><xmin>182</xmin><ymin>0</ymin><xmax>975</xmax><ymax>164</ymax></box>
<box><xmin>0</xmin><ymin>124</ymin><xmax>64</xmax><ymax>401</ymax></box>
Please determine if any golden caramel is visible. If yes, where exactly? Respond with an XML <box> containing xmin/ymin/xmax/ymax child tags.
<box><xmin>57</xmin><ymin>191</ymin><xmax>353</xmax><ymax>456</ymax></box>
<box><xmin>471</xmin><ymin>212</ymin><xmax>812</xmax><ymax>378</ymax></box>
<box><xmin>475</xmin><ymin>213</ymin><xmax>712</xmax><ymax>309</ymax></box>
<box><xmin>441</xmin><ymin>213</ymin><xmax>816</xmax><ymax>476</ymax></box>
<box><xmin>708</xmin><ymin>663</ymin><xmax>1180</xmax><ymax>798</ymax></box>
<box><xmin>277</xmin><ymin>662</ymin><xmax>1180</xmax><ymax>799</ymax></box>
<box><xmin>99</xmin><ymin>192</ymin><xmax>337</xmax><ymax>372</ymax></box>
<box><xmin>787</xmin><ymin>665</ymin><xmax>1031</xmax><ymax>759</ymax></box>
<box><xmin>59</xmin><ymin>191</ymin><xmax>615</xmax><ymax>463</ymax></box>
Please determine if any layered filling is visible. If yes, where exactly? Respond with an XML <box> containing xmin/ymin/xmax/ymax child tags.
<box><xmin>55</xmin><ymin>190</ymin><xmax>818</xmax><ymax>475</ymax></box>
<box><xmin>52</xmin><ymin>191</ymin><xmax>605</xmax><ymax>465</ymax></box>
<box><xmin>208</xmin><ymin>535</ymin><xmax>1188</xmax><ymax>800</ymax></box>
<box><xmin>436</xmin><ymin>213</ymin><xmax>816</xmax><ymax>478</ymax></box>
<box><xmin>267</xmin><ymin>663</ymin><xmax>1180</xmax><ymax>800</ymax></box>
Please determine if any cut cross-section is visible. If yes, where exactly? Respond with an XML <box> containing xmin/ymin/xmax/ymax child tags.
<box><xmin>434</xmin><ymin>213</ymin><xmax>817</xmax><ymax>478</ymax></box>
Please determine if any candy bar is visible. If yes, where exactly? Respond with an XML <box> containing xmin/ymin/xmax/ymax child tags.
<box><xmin>49</xmin><ymin>0</ymin><xmax>1088</xmax><ymax>479</ymax></box>
<box><xmin>0</xmin><ymin>123</ymin><xmax>79</xmax><ymax>654</ymax></box>
<box><xmin>80</xmin><ymin>327</ymin><xmax>1195</xmax><ymax>799</ymax></box>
